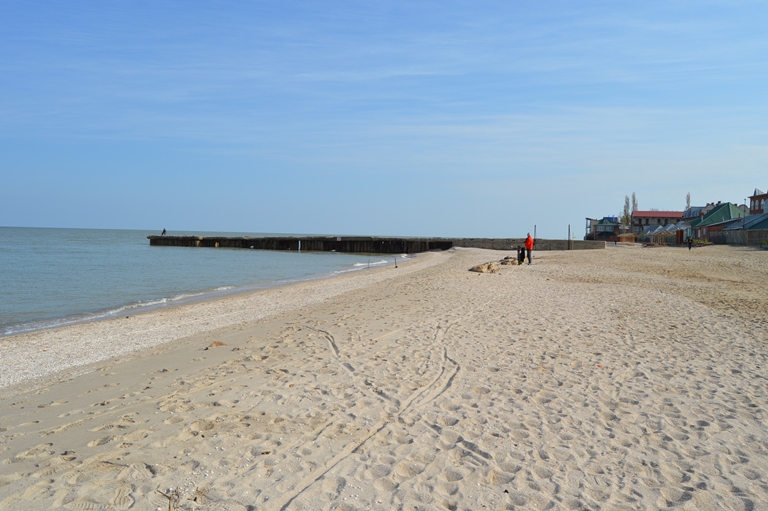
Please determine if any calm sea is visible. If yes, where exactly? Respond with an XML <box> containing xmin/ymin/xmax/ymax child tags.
<box><xmin>0</xmin><ymin>227</ymin><xmax>397</xmax><ymax>337</ymax></box>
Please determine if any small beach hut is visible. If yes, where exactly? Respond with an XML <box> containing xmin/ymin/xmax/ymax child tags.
<box><xmin>618</xmin><ymin>232</ymin><xmax>637</xmax><ymax>244</ymax></box>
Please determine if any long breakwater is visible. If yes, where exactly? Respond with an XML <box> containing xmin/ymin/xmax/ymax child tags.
<box><xmin>148</xmin><ymin>235</ymin><xmax>605</xmax><ymax>253</ymax></box>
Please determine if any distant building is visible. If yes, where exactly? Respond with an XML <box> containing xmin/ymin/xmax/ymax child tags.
<box><xmin>631</xmin><ymin>210</ymin><xmax>684</xmax><ymax>234</ymax></box>
<box><xmin>749</xmin><ymin>188</ymin><xmax>767</xmax><ymax>215</ymax></box>
<box><xmin>584</xmin><ymin>216</ymin><xmax>621</xmax><ymax>241</ymax></box>
<box><xmin>683</xmin><ymin>206</ymin><xmax>705</xmax><ymax>220</ymax></box>
<box><xmin>723</xmin><ymin>211</ymin><xmax>768</xmax><ymax>245</ymax></box>
<box><xmin>689</xmin><ymin>202</ymin><xmax>745</xmax><ymax>242</ymax></box>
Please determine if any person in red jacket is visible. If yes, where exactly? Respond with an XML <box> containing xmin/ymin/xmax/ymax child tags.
<box><xmin>524</xmin><ymin>233</ymin><xmax>534</xmax><ymax>265</ymax></box>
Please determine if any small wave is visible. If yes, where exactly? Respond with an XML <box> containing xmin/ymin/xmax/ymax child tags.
<box><xmin>332</xmin><ymin>268</ymin><xmax>360</xmax><ymax>275</ymax></box>
<box><xmin>353</xmin><ymin>258</ymin><xmax>398</xmax><ymax>267</ymax></box>
<box><xmin>0</xmin><ymin>291</ymin><xmax>221</xmax><ymax>338</ymax></box>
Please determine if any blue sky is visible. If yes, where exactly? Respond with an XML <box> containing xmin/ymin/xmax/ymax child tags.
<box><xmin>1</xmin><ymin>1</ymin><xmax>766</xmax><ymax>238</ymax></box>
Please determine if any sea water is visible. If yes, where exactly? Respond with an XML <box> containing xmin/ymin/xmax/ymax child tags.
<box><xmin>0</xmin><ymin>227</ymin><xmax>397</xmax><ymax>337</ymax></box>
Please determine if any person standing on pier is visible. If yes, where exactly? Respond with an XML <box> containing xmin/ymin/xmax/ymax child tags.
<box><xmin>161</xmin><ymin>228</ymin><xmax>166</xmax><ymax>236</ymax></box>
<box><xmin>525</xmin><ymin>233</ymin><xmax>534</xmax><ymax>265</ymax></box>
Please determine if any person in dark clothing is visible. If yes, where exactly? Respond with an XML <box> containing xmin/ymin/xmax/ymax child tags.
<box><xmin>687</xmin><ymin>237</ymin><xmax>693</xmax><ymax>250</ymax></box>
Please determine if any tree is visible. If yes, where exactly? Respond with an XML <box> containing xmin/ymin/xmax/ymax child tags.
<box><xmin>621</xmin><ymin>195</ymin><xmax>631</xmax><ymax>226</ymax></box>
<box><xmin>686</xmin><ymin>192</ymin><xmax>691</xmax><ymax>211</ymax></box>
<box><xmin>631</xmin><ymin>192</ymin><xmax>638</xmax><ymax>214</ymax></box>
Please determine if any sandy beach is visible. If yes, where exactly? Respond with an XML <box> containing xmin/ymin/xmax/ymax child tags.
<box><xmin>1</xmin><ymin>244</ymin><xmax>767</xmax><ymax>511</ymax></box>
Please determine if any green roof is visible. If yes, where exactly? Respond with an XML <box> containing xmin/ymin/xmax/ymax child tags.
<box><xmin>689</xmin><ymin>203</ymin><xmax>745</xmax><ymax>228</ymax></box>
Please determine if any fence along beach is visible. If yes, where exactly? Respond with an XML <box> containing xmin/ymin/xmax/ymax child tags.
<box><xmin>0</xmin><ymin>244</ymin><xmax>766</xmax><ymax>510</ymax></box>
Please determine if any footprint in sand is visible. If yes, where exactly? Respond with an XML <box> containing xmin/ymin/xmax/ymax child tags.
<box><xmin>12</xmin><ymin>479</ymin><xmax>57</xmax><ymax>500</ymax></box>
<box><xmin>395</xmin><ymin>431</ymin><xmax>413</xmax><ymax>445</ymax></box>
<box><xmin>320</xmin><ymin>476</ymin><xmax>347</xmax><ymax>499</ymax></box>
<box><xmin>440</xmin><ymin>469</ymin><xmax>466</xmax><ymax>482</ymax></box>
<box><xmin>190</xmin><ymin>419</ymin><xmax>218</xmax><ymax>433</ymax></box>
<box><xmin>394</xmin><ymin>460</ymin><xmax>425</xmax><ymax>479</ymax></box>
<box><xmin>42</xmin><ymin>418</ymin><xmax>90</xmax><ymax>436</ymax></box>
<box><xmin>122</xmin><ymin>429</ymin><xmax>151</xmax><ymax>442</ymax></box>
<box><xmin>110</xmin><ymin>485</ymin><xmax>134</xmax><ymax>509</ymax></box>
<box><xmin>32</xmin><ymin>454</ymin><xmax>78</xmax><ymax>477</ymax></box>
<box><xmin>439</xmin><ymin>430</ymin><xmax>461</xmax><ymax>449</ymax></box>
<box><xmin>37</xmin><ymin>400</ymin><xmax>68</xmax><ymax>408</ymax></box>
<box><xmin>439</xmin><ymin>416</ymin><xmax>460</xmax><ymax>427</ymax></box>
<box><xmin>90</xmin><ymin>422</ymin><xmax>129</xmax><ymax>432</ymax></box>
<box><xmin>117</xmin><ymin>462</ymin><xmax>155</xmax><ymax>480</ymax></box>
<box><xmin>3</xmin><ymin>443</ymin><xmax>54</xmax><ymax>463</ymax></box>
<box><xmin>164</xmin><ymin>415</ymin><xmax>185</xmax><ymax>424</ymax></box>
<box><xmin>0</xmin><ymin>473</ymin><xmax>23</xmax><ymax>488</ymax></box>
<box><xmin>67</xmin><ymin>499</ymin><xmax>109</xmax><ymax>511</ymax></box>
<box><xmin>87</xmin><ymin>435</ymin><xmax>116</xmax><ymax>447</ymax></box>
<box><xmin>533</xmin><ymin>464</ymin><xmax>554</xmax><ymax>479</ymax></box>
<box><xmin>363</xmin><ymin>464</ymin><xmax>391</xmax><ymax>480</ymax></box>
<box><xmin>486</xmin><ymin>463</ymin><xmax>521</xmax><ymax>484</ymax></box>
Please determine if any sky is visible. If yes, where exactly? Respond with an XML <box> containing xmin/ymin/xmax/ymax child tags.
<box><xmin>1</xmin><ymin>1</ymin><xmax>766</xmax><ymax>239</ymax></box>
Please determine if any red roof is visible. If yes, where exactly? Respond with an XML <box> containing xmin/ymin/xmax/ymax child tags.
<box><xmin>632</xmin><ymin>210</ymin><xmax>684</xmax><ymax>219</ymax></box>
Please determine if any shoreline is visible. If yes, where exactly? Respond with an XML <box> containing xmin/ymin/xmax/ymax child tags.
<box><xmin>1</xmin><ymin>245</ymin><xmax>767</xmax><ymax>510</ymax></box>
<box><xmin>0</xmin><ymin>251</ymin><xmax>435</xmax><ymax>391</ymax></box>
<box><xmin>1</xmin><ymin>250</ymin><xmax>402</xmax><ymax>340</ymax></box>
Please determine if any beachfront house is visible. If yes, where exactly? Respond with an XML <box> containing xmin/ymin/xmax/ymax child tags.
<box><xmin>584</xmin><ymin>216</ymin><xmax>622</xmax><ymax>242</ymax></box>
<box><xmin>689</xmin><ymin>202</ymin><xmax>746</xmax><ymax>243</ymax></box>
<box><xmin>631</xmin><ymin>210</ymin><xmax>684</xmax><ymax>235</ymax></box>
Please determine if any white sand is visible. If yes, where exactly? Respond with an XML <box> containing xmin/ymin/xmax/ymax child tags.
<box><xmin>1</xmin><ymin>245</ymin><xmax>767</xmax><ymax>510</ymax></box>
